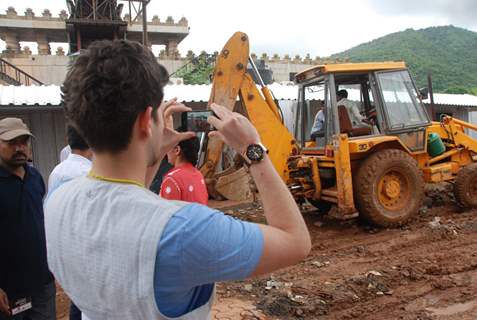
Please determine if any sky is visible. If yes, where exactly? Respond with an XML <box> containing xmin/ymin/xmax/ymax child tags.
<box><xmin>0</xmin><ymin>0</ymin><xmax>476</xmax><ymax>57</ymax></box>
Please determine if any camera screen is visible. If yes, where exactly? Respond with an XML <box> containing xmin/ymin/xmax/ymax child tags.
<box><xmin>184</xmin><ymin>111</ymin><xmax>214</xmax><ymax>132</ymax></box>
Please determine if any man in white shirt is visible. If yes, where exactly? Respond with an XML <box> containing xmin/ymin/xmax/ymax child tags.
<box><xmin>310</xmin><ymin>108</ymin><xmax>325</xmax><ymax>139</ymax></box>
<box><xmin>48</xmin><ymin>126</ymin><xmax>92</xmax><ymax>197</ymax></box>
<box><xmin>60</xmin><ymin>145</ymin><xmax>71</xmax><ymax>162</ymax></box>
<box><xmin>337</xmin><ymin>89</ymin><xmax>369</xmax><ymax>128</ymax></box>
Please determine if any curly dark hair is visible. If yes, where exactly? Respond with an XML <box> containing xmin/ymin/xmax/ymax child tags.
<box><xmin>61</xmin><ymin>40</ymin><xmax>169</xmax><ymax>153</ymax></box>
<box><xmin>66</xmin><ymin>124</ymin><xmax>89</xmax><ymax>151</ymax></box>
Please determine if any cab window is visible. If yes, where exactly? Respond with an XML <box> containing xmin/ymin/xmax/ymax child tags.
<box><xmin>376</xmin><ymin>70</ymin><xmax>429</xmax><ymax>129</ymax></box>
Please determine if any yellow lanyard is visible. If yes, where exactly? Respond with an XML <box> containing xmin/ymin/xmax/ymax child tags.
<box><xmin>88</xmin><ymin>171</ymin><xmax>145</xmax><ymax>188</ymax></box>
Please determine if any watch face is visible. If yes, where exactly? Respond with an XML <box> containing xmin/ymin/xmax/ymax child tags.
<box><xmin>246</xmin><ymin>144</ymin><xmax>264</xmax><ymax>162</ymax></box>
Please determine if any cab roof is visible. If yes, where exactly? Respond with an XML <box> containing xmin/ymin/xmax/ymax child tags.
<box><xmin>295</xmin><ymin>61</ymin><xmax>407</xmax><ymax>83</ymax></box>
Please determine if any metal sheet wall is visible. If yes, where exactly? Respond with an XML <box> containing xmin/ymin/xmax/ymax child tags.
<box><xmin>0</xmin><ymin>108</ymin><xmax>66</xmax><ymax>182</ymax></box>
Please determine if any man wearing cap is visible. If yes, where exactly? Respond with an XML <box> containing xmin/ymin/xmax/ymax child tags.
<box><xmin>0</xmin><ymin>118</ymin><xmax>56</xmax><ymax>320</ymax></box>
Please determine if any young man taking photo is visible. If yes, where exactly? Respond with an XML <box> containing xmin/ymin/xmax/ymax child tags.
<box><xmin>45</xmin><ymin>40</ymin><xmax>311</xmax><ymax>319</ymax></box>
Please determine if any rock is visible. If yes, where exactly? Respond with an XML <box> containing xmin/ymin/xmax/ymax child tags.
<box><xmin>314</xmin><ymin>221</ymin><xmax>323</xmax><ymax>227</ymax></box>
<box><xmin>419</xmin><ymin>206</ymin><xmax>428</xmax><ymax>215</ymax></box>
<box><xmin>287</xmin><ymin>291</ymin><xmax>304</xmax><ymax>303</ymax></box>
<box><xmin>244</xmin><ymin>284</ymin><xmax>253</xmax><ymax>292</ymax></box>
<box><xmin>295</xmin><ymin>309</ymin><xmax>304</xmax><ymax>316</ymax></box>
<box><xmin>385</xmin><ymin>290</ymin><xmax>394</xmax><ymax>295</ymax></box>
<box><xmin>312</xmin><ymin>261</ymin><xmax>330</xmax><ymax>268</ymax></box>
<box><xmin>356</xmin><ymin>246</ymin><xmax>366</xmax><ymax>254</ymax></box>
<box><xmin>376</xmin><ymin>291</ymin><xmax>384</xmax><ymax>296</ymax></box>
<box><xmin>366</xmin><ymin>270</ymin><xmax>383</xmax><ymax>277</ymax></box>
<box><xmin>265</xmin><ymin>280</ymin><xmax>282</xmax><ymax>290</ymax></box>
<box><xmin>428</xmin><ymin>216</ymin><xmax>441</xmax><ymax>228</ymax></box>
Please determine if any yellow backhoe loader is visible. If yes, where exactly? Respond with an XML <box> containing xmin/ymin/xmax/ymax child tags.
<box><xmin>199</xmin><ymin>32</ymin><xmax>477</xmax><ymax>227</ymax></box>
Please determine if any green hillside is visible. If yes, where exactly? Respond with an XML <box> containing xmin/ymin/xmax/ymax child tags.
<box><xmin>330</xmin><ymin>26</ymin><xmax>477</xmax><ymax>94</ymax></box>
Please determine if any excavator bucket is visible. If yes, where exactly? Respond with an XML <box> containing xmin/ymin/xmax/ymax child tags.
<box><xmin>200</xmin><ymin>32</ymin><xmax>254</xmax><ymax>201</ymax></box>
<box><xmin>215</xmin><ymin>166</ymin><xmax>253</xmax><ymax>201</ymax></box>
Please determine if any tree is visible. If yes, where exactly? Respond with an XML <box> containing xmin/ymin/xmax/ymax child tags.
<box><xmin>174</xmin><ymin>53</ymin><xmax>215</xmax><ymax>85</ymax></box>
<box><xmin>444</xmin><ymin>86</ymin><xmax>470</xmax><ymax>94</ymax></box>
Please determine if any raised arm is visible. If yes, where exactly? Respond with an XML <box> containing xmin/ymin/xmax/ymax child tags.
<box><xmin>208</xmin><ymin>104</ymin><xmax>311</xmax><ymax>276</ymax></box>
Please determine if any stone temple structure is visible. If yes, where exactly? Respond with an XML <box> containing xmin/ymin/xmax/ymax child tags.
<box><xmin>0</xmin><ymin>2</ymin><xmax>334</xmax><ymax>86</ymax></box>
<box><xmin>0</xmin><ymin>2</ymin><xmax>190</xmax><ymax>85</ymax></box>
<box><xmin>0</xmin><ymin>3</ymin><xmax>189</xmax><ymax>57</ymax></box>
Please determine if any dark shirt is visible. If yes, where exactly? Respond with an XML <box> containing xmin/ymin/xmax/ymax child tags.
<box><xmin>0</xmin><ymin>165</ymin><xmax>54</xmax><ymax>298</ymax></box>
<box><xmin>149</xmin><ymin>158</ymin><xmax>173</xmax><ymax>194</ymax></box>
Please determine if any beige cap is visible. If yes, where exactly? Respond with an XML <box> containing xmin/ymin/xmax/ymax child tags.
<box><xmin>0</xmin><ymin>118</ymin><xmax>34</xmax><ymax>141</ymax></box>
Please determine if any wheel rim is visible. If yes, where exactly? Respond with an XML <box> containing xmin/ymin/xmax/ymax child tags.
<box><xmin>377</xmin><ymin>170</ymin><xmax>410</xmax><ymax>211</ymax></box>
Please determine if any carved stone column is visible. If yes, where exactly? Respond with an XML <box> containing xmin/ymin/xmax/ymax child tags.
<box><xmin>36</xmin><ymin>33</ymin><xmax>51</xmax><ymax>55</ymax></box>
<box><xmin>166</xmin><ymin>40</ymin><xmax>178</xmax><ymax>58</ymax></box>
<box><xmin>3</xmin><ymin>31</ymin><xmax>20</xmax><ymax>54</ymax></box>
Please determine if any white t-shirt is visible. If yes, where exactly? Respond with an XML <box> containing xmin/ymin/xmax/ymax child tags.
<box><xmin>60</xmin><ymin>145</ymin><xmax>71</xmax><ymax>162</ymax></box>
<box><xmin>47</xmin><ymin>153</ymin><xmax>92</xmax><ymax>198</ymax></box>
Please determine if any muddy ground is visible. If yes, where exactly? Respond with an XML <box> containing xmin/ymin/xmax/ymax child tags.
<box><xmin>56</xmin><ymin>183</ymin><xmax>477</xmax><ymax>319</ymax></box>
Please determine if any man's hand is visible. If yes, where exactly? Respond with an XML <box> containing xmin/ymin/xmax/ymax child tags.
<box><xmin>207</xmin><ymin>103</ymin><xmax>260</xmax><ymax>154</ymax></box>
<box><xmin>0</xmin><ymin>288</ymin><xmax>9</xmax><ymax>316</ymax></box>
<box><xmin>157</xmin><ymin>98</ymin><xmax>195</xmax><ymax>157</ymax></box>
<box><xmin>145</xmin><ymin>98</ymin><xmax>195</xmax><ymax>188</ymax></box>
<box><xmin>162</xmin><ymin>97</ymin><xmax>184</xmax><ymax>129</ymax></box>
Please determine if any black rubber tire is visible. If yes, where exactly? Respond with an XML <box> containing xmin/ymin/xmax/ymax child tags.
<box><xmin>454</xmin><ymin>163</ymin><xmax>477</xmax><ymax>208</ymax></box>
<box><xmin>354</xmin><ymin>149</ymin><xmax>424</xmax><ymax>227</ymax></box>
<box><xmin>307</xmin><ymin>199</ymin><xmax>332</xmax><ymax>214</ymax></box>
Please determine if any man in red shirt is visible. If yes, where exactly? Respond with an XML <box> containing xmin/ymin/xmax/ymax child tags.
<box><xmin>160</xmin><ymin>135</ymin><xmax>208</xmax><ymax>205</ymax></box>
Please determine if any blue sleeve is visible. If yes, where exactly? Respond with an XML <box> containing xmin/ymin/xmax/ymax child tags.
<box><xmin>156</xmin><ymin>203</ymin><xmax>263</xmax><ymax>287</ymax></box>
<box><xmin>153</xmin><ymin>203</ymin><xmax>263</xmax><ymax>316</ymax></box>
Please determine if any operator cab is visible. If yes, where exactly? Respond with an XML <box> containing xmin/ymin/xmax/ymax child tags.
<box><xmin>294</xmin><ymin>62</ymin><xmax>431</xmax><ymax>152</ymax></box>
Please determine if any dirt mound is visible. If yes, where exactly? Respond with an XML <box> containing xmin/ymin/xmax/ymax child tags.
<box><xmin>216</xmin><ymin>184</ymin><xmax>477</xmax><ymax>319</ymax></box>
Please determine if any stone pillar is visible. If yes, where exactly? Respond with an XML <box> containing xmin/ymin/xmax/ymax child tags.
<box><xmin>293</xmin><ymin>55</ymin><xmax>302</xmax><ymax>64</ymax></box>
<box><xmin>166</xmin><ymin>40</ymin><xmax>178</xmax><ymax>58</ymax></box>
<box><xmin>36</xmin><ymin>33</ymin><xmax>51</xmax><ymax>55</ymax></box>
<box><xmin>3</xmin><ymin>31</ymin><xmax>21</xmax><ymax>54</ymax></box>
<box><xmin>24</xmin><ymin>8</ymin><xmax>35</xmax><ymax>19</ymax></box>
<box><xmin>56</xmin><ymin>47</ymin><xmax>65</xmax><ymax>56</ymax></box>
<box><xmin>304</xmin><ymin>54</ymin><xmax>312</xmax><ymax>64</ymax></box>
<box><xmin>23</xmin><ymin>46</ymin><xmax>32</xmax><ymax>55</ymax></box>
<box><xmin>59</xmin><ymin>10</ymin><xmax>68</xmax><ymax>20</ymax></box>
<box><xmin>178</xmin><ymin>17</ymin><xmax>188</xmax><ymax>26</ymax></box>
<box><xmin>6</xmin><ymin>7</ymin><xmax>17</xmax><ymax>17</ymax></box>
<box><xmin>165</xmin><ymin>16</ymin><xmax>174</xmax><ymax>24</ymax></box>
<box><xmin>42</xmin><ymin>9</ymin><xmax>52</xmax><ymax>19</ymax></box>
<box><xmin>186</xmin><ymin>50</ymin><xmax>195</xmax><ymax>59</ymax></box>
<box><xmin>152</xmin><ymin>15</ymin><xmax>160</xmax><ymax>24</ymax></box>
